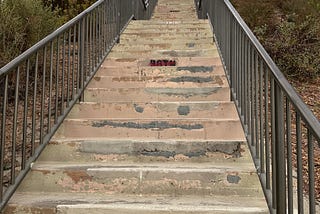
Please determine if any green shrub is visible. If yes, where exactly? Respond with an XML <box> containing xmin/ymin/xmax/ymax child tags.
<box><xmin>0</xmin><ymin>0</ymin><xmax>61</xmax><ymax>67</ymax></box>
<box><xmin>231</xmin><ymin>0</ymin><xmax>320</xmax><ymax>80</ymax></box>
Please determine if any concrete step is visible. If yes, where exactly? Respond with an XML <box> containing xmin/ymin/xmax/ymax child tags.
<box><xmin>54</xmin><ymin>118</ymin><xmax>244</xmax><ymax>140</ymax></box>
<box><xmin>96</xmin><ymin>65</ymin><xmax>225</xmax><ymax>77</ymax></box>
<box><xmin>113</xmin><ymin>43</ymin><xmax>216</xmax><ymax>51</ymax></box>
<box><xmin>128</xmin><ymin>20</ymin><xmax>209</xmax><ymax>26</ymax></box>
<box><xmin>17</xmin><ymin>162</ymin><xmax>263</xmax><ymax>197</ymax></box>
<box><xmin>123</xmin><ymin>26</ymin><xmax>211</xmax><ymax>33</ymax></box>
<box><xmin>102</xmin><ymin>57</ymin><xmax>223</xmax><ymax>67</ymax></box>
<box><xmin>84</xmin><ymin>87</ymin><xmax>230</xmax><ymax>102</ymax></box>
<box><xmin>118</xmin><ymin>39</ymin><xmax>214</xmax><ymax>45</ymax></box>
<box><xmin>126</xmin><ymin>24</ymin><xmax>210</xmax><ymax>31</ymax></box>
<box><xmin>39</xmin><ymin>139</ymin><xmax>250</xmax><ymax>162</ymax></box>
<box><xmin>5</xmin><ymin>192</ymin><xmax>269</xmax><ymax>214</ymax></box>
<box><xmin>68</xmin><ymin>102</ymin><xmax>238</xmax><ymax>120</ymax></box>
<box><xmin>120</xmin><ymin>32</ymin><xmax>212</xmax><ymax>39</ymax></box>
<box><xmin>87</xmin><ymin>75</ymin><xmax>228</xmax><ymax>88</ymax></box>
<box><xmin>108</xmin><ymin>49</ymin><xmax>218</xmax><ymax>58</ymax></box>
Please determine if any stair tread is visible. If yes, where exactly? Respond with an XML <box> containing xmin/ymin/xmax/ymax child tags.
<box><xmin>67</xmin><ymin>101</ymin><xmax>239</xmax><ymax>119</ymax></box>
<box><xmin>6</xmin><ymin>192</ymin><xmax>268</xmax><ymax>213</ymax></box>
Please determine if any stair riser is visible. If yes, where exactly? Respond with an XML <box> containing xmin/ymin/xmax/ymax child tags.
<box><xmin>18</xmin><ymin>168</ymin><xmax>262</xmax><ymax>197</ymax></box>
<box><xmin>84</xmin><ymin>87</ymin><xmax>230</xmax><ymax>103</ymax></box>
<box><xmin>87</xmin><ymin>75</ymin><xmax>228</xmax><ymax>89</ymax></box>
<box><xmin>114</xmin><ymin>43</ymin><xmax>216</xmax><ymax>51</ymax></box>
<box><xmin>102</xmin><ymin>57</ymin><xmax>223</xmax><ymax>67</ymax></box>
<box><xmin>108</xmin><ymin>49</ymin><xmax>218</xmax><ymax>58</ymax></box>
<box><xmin>96</xmin><ymin>66</ymin><xmax>225</xmax><ymax>77</ymax></box>
<box><xmin>54</xmin><ymin>119</ymin><xmax>245</xmax><ymax>140</ymax></box>
<box><xmin>4</xmin><ymin>206</ymin><xmax>269</xmax><ymax>214</ymax></box>
<box><xmin>39</xmin><ymin>140</ymin><xmax>248</xmax><ymax>162</ymax></box>
<box><xmin>123</xmin><ymin>27</ymin><xmax>211</xmax><ymax>32</ymax></box>
<box><xmin>68</xmin><ymin>102</ymin><xmax>238</xmax><ymax>119</ymax></box>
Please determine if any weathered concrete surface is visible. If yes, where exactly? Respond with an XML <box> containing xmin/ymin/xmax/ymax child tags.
<box><xmin>5</xmin><ymin>193</ymin><xmax>269</xmax><ymax>214</ymax></box>
<box><xmin>68</xmin><ymin>102</ymin><xmax>239</xmax><ymax>119</ymax></box>
<box><xmin>4</xmin><ymin>0</ymin><xmax>268</xmax><ymax>213</ymax></box>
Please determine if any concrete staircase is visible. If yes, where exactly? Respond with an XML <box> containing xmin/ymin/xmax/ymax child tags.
<box><xmin>4</xmin><ymin>0</ymin><xmax>269</xmax><ymax>213</ymax></box>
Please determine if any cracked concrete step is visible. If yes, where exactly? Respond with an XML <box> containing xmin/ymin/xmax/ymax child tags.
<box><xmin>39</xmin><ymin>138</ymin><xmax>250</xmax><ymax>162</ymax></box>
<box><xmin>120</xmin><ymin>33</ymin><xmax>212</xmax><ymax>40</ymax></box>
<box><xmin>96</xmin><ymin>65</ymin><xmax>225</xmax><ymax>77</ymax></box>
<box><xmin>5</xmin><ymin>192</ymin><xmax>269</xmax><ymax>214</ymax></box>
<box><xmin>114</xmin><ymin>40</ymin><xmax>217</xmax><ymax>51</ymax></box>
<box><xmin>87</xmin><ymin>75</ymin><xmax>228</xmax><ymax>88</ymax></box>
<box><xmin>108</xmin><ymin>49</ymin><xmax>218</xmax><ymax>58</ymax></box>
<box><xmin>101</xmin><ymin>57</ymin><xmax>223</xmax><ymax>67</ymax></box>
<box><xmin>129</xmin><ymin>20</ymin><xmax>209</xmax><ymax>25</ymax></box>
<box><xmin>16</xmin><ymin>162</ymin><xmax>263</xmax><ymax>197</ymax></box>
<box><xmin>96</xmin><ymin>66</ymin><xmax>226</xmax><ymax>77</ymax></box>
<box><xmin>84</xmin><ymin>87</ymin><xmax>230</xmax><ymax>102</ymax></box>
<box><xmin>68</xmin><ymin>102</ymin><xmax>238</xmax><ymax>120</ymax></box>
<box><xmin>113</xmin><ymin>43</ymin><xmax>216</xmax><ymax>51</ymax></box>
<box><xmin>118</xmin><ymin>39</ymin><xmax>214</xmax><ymax>45</ymax></box>
<box><xmin>124</xmin><ymin>25</ymin><xmax>211</xmax><ymax>31</ymax></box>
<box><xmin>54</xmin><ymin>119</ymin><xmax>245</xmax><ymax>140</ymax></box>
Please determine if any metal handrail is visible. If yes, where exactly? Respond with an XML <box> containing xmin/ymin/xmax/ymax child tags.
<box><xmin>196</xmin><ymin>0</ymin><xmax>320</xmax><ymax>213</ymax></box>
<box><xmin>0</xmin><ymin>0</ymin><xmax>157</xmax><ymax>210</ymax></box>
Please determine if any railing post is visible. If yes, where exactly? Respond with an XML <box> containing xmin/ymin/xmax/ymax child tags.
<box><xmin>274</xmin><ymin>83</ymin><xmax>286</xmax><ymax>214</ymax></box>
<box><xmin>79</xmin><ymin>17</ymin><xmax>86</xmax><ymax>101</ymax></box>
<box><xmin>117</xmin><ymin>0</ymin><xmax>121</xmax><ymax>43</ymax></box>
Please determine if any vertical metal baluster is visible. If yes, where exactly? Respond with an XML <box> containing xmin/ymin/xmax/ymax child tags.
<box><xmin>255</xmin><ymin>53</ymin><xmax>259</xmax><ymax>158</ymax></box>
<box><xmin>241</xmin><ymin>32</ymin><xmax>245</xmax><ymax>118</ymax></box>
<box><xmin>259</xmin><ymin>60</ymin><xmax>264</xmax><ymax>173</ymax></box>
<box><xmin>77</xmin><ymin>22</ymin><xmax>81</xmax><ymax>94</ymax></box>
<box><xmin>11</xmin><ymin>67</ymin><xmax>20</xmax><ymax>184</ymax></box>
<box><xmin>250</xmin><ymin>47</ymin><xmax>255</xmax><ymax>149</ymax></box>
<box><xmin>22</xmin><ymin>60</ymin><xmax>30</xmax><ymax>169</ymax></box>
<box><xmin>270</xmin><ymin>77</ymin><xmax>276</xmax><ymax>209</ymax></box>
<box><xmin>40</xmin><ymin>47</ymin><xmax>46</xmax><ymax>144</ymax></box>
<box><xmin>274</xmin><ymin>84</ymin><xmax>286</xmax><ymax>213</ymax></box>
<box><xmin>0</xmin><ymin>75</ymin><xmax>8</xmax><ymax>200</ymax></box>
<box><xmin>61</xmin><ymin>33</ymin><xmax>66</xmax><ymax>114</ymax></box>
<box><xmin>296</xmin><ymin>113</ymin><xmax>303</xmax><ymax>213</ymax></box>
<box><xmin>80</xmin><ymin>17</ymin><xmax>85</xmax><ymax>101</ymax></box>
<box><xmin>246</xmin><ymin>41</ymin><xmax>251</xmax><ymax>135</ymax></box>
<box><xmin>55</xmin><ymin>37</ymin><xmax>60</xmax><ymax>122</ymax></box>
<box><xmin>31</xmin><ymin>53</ymin><xmax>39</xmax><ymax>155</ymax></box>
<box><xmin>72</xmin><ymin>25</ymin><xmax>76</xmax><ymax>100</ymax></box>
<box><xmin>286</xmin><ymin>99</ymin><xmax>293</xmax><ymax>214</ymax></box>
<box><xmin>67</xmin><ymin>29</ymin><xmax>71</xmax><ymax>107</ymax></box>
<box><xmin>48</xmin><ymin>42</ymin><xmax>53</xmax><ymax>133</ymax></box>
<box><xmin>265</xmin><ymin>69</ymin><xmax>270</xmax><ymax>190</ymax></box>
<box><xmin>87</xmin><ymin>14</ymin><xmax>90</xmax><ymax>79</ymax></box>
<box><xmin>307</xmin><ymin>130</ymin><xmax>315</xmax><ymax>213</ymax></box>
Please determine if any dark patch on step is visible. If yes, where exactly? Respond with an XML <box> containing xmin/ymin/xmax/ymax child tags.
<box><xmin>140</xmin><ymin>150</ymin><xmax>206</xmax><ymax>158</ymax></box>
<box><xmin>227</xmin><ymin>175</ymin><xmax>241</xmax><ymax>184</ymax></box>
<box><xmin>133</xmin><ymin>104</ymin><xmax>144</xmax><ymax>113</ymax></box>
<box><xmin>169</xmin><ymin>76</ymin><xmax>213</xmax><ymax>83</ymax></box>
<box><xmin>162</xmin><ymin>50</ymin><xmax>200</xmax><ymax>57</ymax></box>
<box><xmin>92</xmin><ymin>121</ymin><xmax>203</xmax><ymax>130</ymax></box>
<box><xmin>187</xmin><ymin>43</ymin><xmax>195</xmax><ymax>48</ymax></box>
<box><xmin>177</xmin><ymin>106</ymin><xmax>190</xmax><ymax>115</ymax></box>
<box><xmin>169</xmin><ymin>10</ymin><xmax>180</xmax><ymax>13</ymax></box>
<box><xmin>145</xmin><ymin>87</ymin><xmax>221</xmax><ymax>98</ymax></box>
<box><xmin>177</xmin><ymin>66</ymin><xmax>214</xmax><ymax>73</ymax></box>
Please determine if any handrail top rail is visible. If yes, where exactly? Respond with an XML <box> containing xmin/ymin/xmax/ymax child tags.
<box><xmin>0</xmin><ymin>0</ymin><xmax>106</xmax><ymax>76</ymax></box>
<box><xmin>222</xmin><ymin>0</ymin><xmax>320</xmax><ymax>142</ymax></box>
